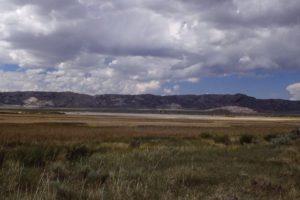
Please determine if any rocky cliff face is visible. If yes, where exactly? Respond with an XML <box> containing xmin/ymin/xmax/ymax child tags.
<box><xmin>0</xmin><ymin>91</ymin><xmax>300</xmax><ymax>113</ymax></box>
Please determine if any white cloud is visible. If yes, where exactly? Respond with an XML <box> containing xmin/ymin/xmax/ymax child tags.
<box><xmin>163</xmin><ymin>88</ymin><xmax>172</xmax><ymax>94</ymax></box>
<box><xmin>0</xmin><ymin>0</ymin><xmax>300</xmax><ymax>94</ymax></box>
<box><xmin>163</xmin><ymin>84</ymin><xmax>180</xmax><ymax>95</ymax></box>
<box><xmin>136</xmin><ymin>80</ymin><xmax>160</xmax><ymax>94</ymax></box>
<box><xmin>239</xmin><ymin>56</ymin><xmax>251</xmax><ymax>63</ymax></box>
<box><xmin>286</xmin><ymin>83</ymin><xmax>300</xmax><ymax>100</ymax></box>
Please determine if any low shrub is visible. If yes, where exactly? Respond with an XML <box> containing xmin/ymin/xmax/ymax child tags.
<box><xmin>271</xmin><ymin>136</ymin><xmax>291</xmax><ymax>145</ymax></box>
<box><xmin>264</xmin><ymin>134</ymin><xmax>277</xmax><ymax>142</ymax></box>
<box><xmin>288</xmin><ymin>128</ymin><xmax>300</xmax><ymax>140</ymax></box>
<box><xmin>0</xmin><ymin>148</ymin><xmax>6</xmax><ymax>166</ymax></box>
<box><xmin>200</xmin><ymin>133</ymin><xmax>213</xmax><ymax>139</ymax></box>
<box><xmin>265</xmin><ymin>128</ymin><xmax>300</xmax><ymax>145</ymax></box>
<box><xmin>240</xmin><ymin>134</ymin><xmax>256</xmax><ymax>145</ymax></box>
<box><xmin>66</xmin><ymin>145</ymin><xmax>90</xmax><ymax>160</ymax></box>
<box><xmin>14</xmin><ymin>145</ymin><xmax>60</xmax><ymax>167</ymax></box>
<box><xmin>3</xmin><ymin>141</ymin><xmax>24</xmax><ymax>147</ymax></box>
<box><xmin>129</xmin><ymin>139</ymin><xmax>141</xmax><ymax>149</ymax></box>
<box><xmin>213</xmin><ymin>135</ymin><xmax>230</xmax><ymax>145</ymax></box>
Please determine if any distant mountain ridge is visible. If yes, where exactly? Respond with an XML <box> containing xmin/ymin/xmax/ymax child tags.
<box><xmin>0</xmin><ymin>91</ymin><xmax>300</xmax><ymax>113</ymax></box>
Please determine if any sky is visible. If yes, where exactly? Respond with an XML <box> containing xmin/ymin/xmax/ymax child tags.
<box><xmin>0</xmin><ymin>0</ymin><xmax>300</xmax><ymax>100</ymax></box>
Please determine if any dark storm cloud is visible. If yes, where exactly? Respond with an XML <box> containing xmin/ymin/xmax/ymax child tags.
<box><xmin>181</xmin><ymin>0</ymin><xmax>300</xmax><ymax>27</ymax></box>
<box><xmin>6</xmin><ymin>30</ymin><xmax>83</xmax><ymax>66</ymax></box>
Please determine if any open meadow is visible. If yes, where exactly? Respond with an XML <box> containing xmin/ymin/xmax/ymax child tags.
<box><xmin>0</xmin><ymin>113</ymin><xmax>300</xmax><ymax>200</ymax></box>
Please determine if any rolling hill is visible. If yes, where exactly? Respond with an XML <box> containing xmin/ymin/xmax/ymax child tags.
<box><xmin>0</xmin><ymin>91</ymin><xmax>300</xmax><ymax>113</ymax></box>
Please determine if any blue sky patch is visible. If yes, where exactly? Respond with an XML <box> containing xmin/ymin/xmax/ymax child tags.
<box><xmin>0</xmin><ymin>64</ymin><xmax>21</xmax><ymax>72</ymax></box>
<box><xmin>165</xmin><ymin>70</ymin><xmax>300</xmax><ymax>100</ymax></box>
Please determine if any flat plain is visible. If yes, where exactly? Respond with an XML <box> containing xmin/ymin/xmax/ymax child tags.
<box><xmin>0</xmin><ymin>113</ymin><xmax>300</xmax><ymax>199</ymax></box>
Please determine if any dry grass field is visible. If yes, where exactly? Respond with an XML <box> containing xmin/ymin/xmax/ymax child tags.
<box><xmin>0</xmin><ymin>113</ymin><xmax>300</xmax><ymax>199</ymax></box>
<box><xmin>0</xmin><ymin>113</ymin><xmax>299</xmax><ymax>143</ymax></box>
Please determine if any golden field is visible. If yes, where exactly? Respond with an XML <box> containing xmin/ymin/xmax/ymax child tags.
<box><xmin>0</xmin><ymin>113</ymin><xmax>300</xmax><ymax>143</ymax></box>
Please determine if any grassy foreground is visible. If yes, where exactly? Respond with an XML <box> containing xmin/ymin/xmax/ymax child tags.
<box><xmin>0</xmin><ymin>113</ymin><xmax>300</xmax><ymax>200</ymax></box>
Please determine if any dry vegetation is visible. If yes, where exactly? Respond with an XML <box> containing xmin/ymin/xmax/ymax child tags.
<box><xmin>0</xmin><ymin>113</ymin><xmax>299</xmax><ymax>143</ymax></box>
<box><xmin>0</xmin><ymin>113</ymin><xmax>300</xmax><ymax>199</ymax></box>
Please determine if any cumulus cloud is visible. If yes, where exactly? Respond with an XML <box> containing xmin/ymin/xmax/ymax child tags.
<box><xmin>287</xmin><ymin>83</ymin><xmax>300</xmax><ymax>100</ymax></box>
<box><xmin>0</xmin><ymin>0</ymin><xmax>300</xmax><ymax>94</ymax></box>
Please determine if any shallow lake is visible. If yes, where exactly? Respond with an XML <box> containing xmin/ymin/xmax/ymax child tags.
<box><xmin>64</xmin><ymin>112</ymin><xmax>220</xmax><ymax>118</ymax></box>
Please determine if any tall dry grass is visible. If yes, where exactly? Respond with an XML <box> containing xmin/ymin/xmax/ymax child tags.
<box><xmin>0</xmin><ymin>113</ymin><xmax>299</xmax><ymax>199</ymax></box>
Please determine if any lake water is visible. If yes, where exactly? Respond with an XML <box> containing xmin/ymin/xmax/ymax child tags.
<box><xmin>64</xmin><ymin>112</ymin><xmax>220</xmax><ymax>118</ymax></box>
